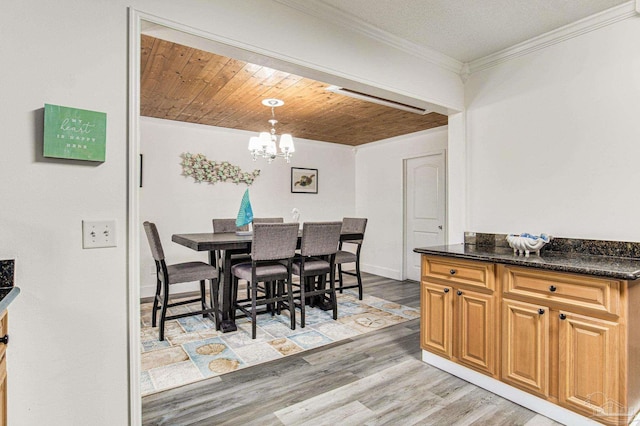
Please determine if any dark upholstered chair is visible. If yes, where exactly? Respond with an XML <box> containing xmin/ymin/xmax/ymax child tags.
<box><xmin>291</xmin><ymin>221</ymin><xmax>342</xmax><ymax>327</ymax></box>
<box><xmin>143</xmin><ymin>221</ymin><xmax>220</xmax><ymax>341</ymax></box>
<box><xmin>231</xmin><ymin>223</ymin><xmax>299</xmax><ymax>339</ymax></box>
<box><xmin>212</xmin><ymin>218</ymin><xmax>252</xmax><ymax>297</ymax></box>
<box><xmin>335</xmin><ymin>217</ymin><xmax>368</xmax><ymax>300</ymax></box>
<box><xmin>253</xmin><ymin>217</ymin><xmax>284</xmax><ymax>224</ymax></box>
<box><xmin>212</xmin><ymin>218</ymin><xmax>237</xmax><ymax>233</ymax></box>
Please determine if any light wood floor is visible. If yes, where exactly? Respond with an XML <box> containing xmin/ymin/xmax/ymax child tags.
<box><xmin>142</xmin><ymin>273</ymin><xmax>560</xmax><ymax>426</ymax></box>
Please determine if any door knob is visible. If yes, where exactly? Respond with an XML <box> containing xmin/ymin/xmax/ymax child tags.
<box><xmin>559</xmin><ymin>313</ymin><xmax>567</xmax><ymax>320</ymax></box>
<box><xmin>538</xmin><ymin>309</ymin><xmax>545</xmax><ymax>315</ymax></box>
<box><xmin>0</xmin><ymin>335</ymin><xmax>8</xmax><ymax>345</ymax></box>
<box><xmin>443</xmin><ymin>288</ymin><xmax>450</xmax><ymax>293</ymax></box>
<box><xmin>438</xmin><ymin>225</ymin><xmax>443</xmax><ymax>230</ymax></box>
<box><xmin>456</xmin><ymin>290</ymin><xmax>463</xmax><ymax>296</ymax></box>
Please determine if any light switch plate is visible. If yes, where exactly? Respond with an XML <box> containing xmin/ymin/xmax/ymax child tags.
<box><xmin>82</xmin><ymin>220</ymin><xmax>117</xmax><ymax>249</ymax></box>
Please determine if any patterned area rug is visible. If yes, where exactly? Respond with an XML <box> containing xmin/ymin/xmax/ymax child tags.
<box><xmin>140</xmin><ymin>290</ymin><xmax>419</xmax><ymax>395</ymax></box>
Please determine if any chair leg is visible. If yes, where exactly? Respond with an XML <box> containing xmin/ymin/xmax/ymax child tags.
<box><xmin>151</xmin><ymin>276</ymin><xmax>161</xmax><ymax>327</ymax></box>
<box><xmin>251</xmin><ymin>280</ymin><xmax>258</xmax><ymax>339</ymax></box>
<box><xmin>268</xmin><ymin>281</ymin><xmax>275</xmax><ymax>316</ymax></box>
<box><xmin>287</xmin><ymin>279</ymin><xmax>295</xmax><ymax>331</ymax></box>
<box><xmin>210</xmin><ymin>278</ymin><xmax>220</xmax><ymax>331</ymax></box>
<box><xmin>337</xmin><ymin>264</ymin><xmax>344</xmax><ymax>293</ymax></box>
<box><xmin>329</xmin><ymin>268</ymin><xmax>338</xmax><ymax>320</ymax></box>
<box><xmin>276</xmin><ymin>280</ymin><xmax>283</xmax><ymax>315</ymax></box>
<box><xmin>300</xmin><ymin>276</ymin><xmax>306</xmax><ymax>328</ymax></box>
<box><xmin>200</xmin><ymin>280</ymin><xmax>207</xmax><ymax>318</ymax></box>
<box><xmin>355</xmin><ymin>260</ymin><xmax>363</xmax><ymax>300</ymax></box>
<box><xmin>159</xmin><ymin>280</ymin><xmax>170</xmax><ymax>341</ymax></box>
<box><xmin>231</xmin><ymin>276</ymin><xmax>239</xmax><ymax>322</ymax></box>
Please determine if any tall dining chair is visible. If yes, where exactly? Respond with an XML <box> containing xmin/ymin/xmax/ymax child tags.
<box><xmin>230</xmin><ymin>223</ymin><xmax>299</xmax><ymax>339</ymax></box>
<box><xmin>212</xmin><ymin>218</ymin><xmax>252</xmax><ymax>298</ymax></box>
<box><xmin>143</xmin><ymin>221</ymin><xmax>220</xmax><ymax>341</ymax></box>
<box><xmin>290</xmin><ymin>221</ymin><xmax>342</xmax><ymax>328</ymax></box>
<box><xmin>335</xmin><ymin>217</ymin><xmax>368</xmax><ymax>300</ymax></box>
<box><xmin>253</xmin><ymin>217</ymin><xmax>284</xmax><ymax>224</ymax></box>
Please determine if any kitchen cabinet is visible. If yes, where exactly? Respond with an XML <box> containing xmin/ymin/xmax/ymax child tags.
<box><xmin>501</xmin><ymin>298</ymin><xmax>549</xmax><ymax>398</ymax></box>
<box><xmin>501</xmin><ymin>264</ymin><xmax>628</xmax><ymax>424</ymax></box>
<box><xmin>420</xmin><ymin>254</ymin><xmax>640</xmax><ymax>425</ymax></box>
<box><xmin>0</xmin><ymin>310</ymin><xmax>7</xmax><ymax>426</ymax></box>
<box><xmin>558</xmin><ymin>312</ymin><xmax>620</xmax><ymax>420</ymax></box>
<box><xmin>421</xmin><ymin>257</ymin><xmax>497</xmax><ymax>377</ymax></box>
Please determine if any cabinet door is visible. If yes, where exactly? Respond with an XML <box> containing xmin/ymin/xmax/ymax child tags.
<box><xmin>558</xmin><ymin>312</ymin><xmax>620</xmax><ymax>421</ymax></box>
<box><xmin>0</xmin><ymin>355</ymin><xmax>5</xmax><ymax>426</ymax></box>
<box><xmin>502</xmin><ymin>299</ymin><xmax>549</xmax><ymax>397</ymax></box>
<box><xmin>457</xmin><ymin>289</ymin><xmax>496</xmax><ymax>375</ymax></box>
<box><xmin>421</xmin><ymin>281</ymin><xmax>453</xmax><ymax>358</ymax></box>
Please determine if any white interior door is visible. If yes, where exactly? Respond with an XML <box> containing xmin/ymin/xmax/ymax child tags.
<box><xmin>404</xmin><ymin>152</ymin><xmax>446</xmax><ymax>281</ymax></box>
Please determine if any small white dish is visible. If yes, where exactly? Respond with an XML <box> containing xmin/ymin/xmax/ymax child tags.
<box><xmin>506</xmin><ymin>233</ymin><xmax>552</xmax><ymax>257</ymax></box>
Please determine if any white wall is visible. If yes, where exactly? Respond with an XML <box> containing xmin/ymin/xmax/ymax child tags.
<box><xmin>465</xmin><ymin>17</ymin><xmax>640</xmax><ymax>241</ymax></box>
<box><xmin>1</xmin><ymin>0</ymin><xmax>462</xmax><ymax>424</ymax></box>
<box><xmin>355</xmin><ymin>127</ymin><xmax>448</xmax><ymax>280</ymax></box>
<box><xmin>1</xmin><ymin>2</ymin><xmax>130</xmax><ymax>425</ymax></box>
<box><xmin>140</xmin><ymin>117</ymin><xmax>355</xmax><ymax>296</ymax></box>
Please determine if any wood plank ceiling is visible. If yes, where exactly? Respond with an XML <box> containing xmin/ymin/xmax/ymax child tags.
<box><xmin>140</xmin><ymin>35</ymin><xmax>448</xmax><ymax>146</ymax></box>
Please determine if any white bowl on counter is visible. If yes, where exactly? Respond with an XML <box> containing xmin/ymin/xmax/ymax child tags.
<box><xmin>506</xmin><ymin>233</ymin><xmax>552</xmax><ymax>257</ymax></box>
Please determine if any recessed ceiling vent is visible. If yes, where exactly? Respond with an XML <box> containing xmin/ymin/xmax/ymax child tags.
<box><xmin>326</xmin><ymin>86</ymin><xmax>430</xmax><ymax>115</ymax></box>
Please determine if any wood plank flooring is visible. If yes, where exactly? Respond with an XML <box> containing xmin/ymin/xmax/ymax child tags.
<box><xmin>142</xmin><ymin>273</ymin><xmax>560</xmax><ymax>426</ymax></box>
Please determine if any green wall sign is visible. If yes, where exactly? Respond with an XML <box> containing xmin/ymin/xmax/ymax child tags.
<box><xmin>43</xmin><ymin>104</ymin><xmax>107</xmax><ymax>161</ymax></box>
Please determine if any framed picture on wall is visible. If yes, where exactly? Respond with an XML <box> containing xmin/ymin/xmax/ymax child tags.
<box><xmin>43</xmin><ymin>103</ymin><xmax>107</xmax><ymax>161</ymax></box>
<box><xmin>291</xmin><ymin>167</ymin><xmax>318</xmax><ymax>194</ymax></box>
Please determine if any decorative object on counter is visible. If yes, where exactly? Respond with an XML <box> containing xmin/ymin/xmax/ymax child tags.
<box><xmin>43</xmin><ymin>104</ymin><xmax>107</xmax><ymax>161</ymax></box>
<box><xmin>291</xmin><ymin>167</ymin><xmax>318</xmax><ymax>194</ymax></box>
<box><xmin>181</xmin><ymin>153</ymin><xmax>260</xmax><ymax>186</ymax></box>
<box><xmin>506</xmin><ymin>233</ymin><xmax>552</xmax><ymax>257</ymax></box>
<box><xmin>0</xmin><ymin>260</ymin><xmax>14</xmax><ymax>287</ymax></box>
<box><xmin>291</xmin><ymin>208</ymin><xmax>300</xmax><ymax>223</ymax></box>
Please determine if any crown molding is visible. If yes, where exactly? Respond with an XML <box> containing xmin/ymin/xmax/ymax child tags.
<box><xmin>273</xmin><ymin>0</ymin><xmax>464</xmax><ymax>74</ymax></box>
<box><xmin>468</xmin><ymin>1</ymin><xmax>639</xmax><ymax>74</ymax></box>
<box><xmin>275</xmin><ymin>0</ymin><xmax>639</xmax><ymax>78</ymax></box>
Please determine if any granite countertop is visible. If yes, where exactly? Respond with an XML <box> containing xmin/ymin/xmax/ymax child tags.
<box><xmin>414</xmin><ymin>244</ymin><xmax>640</xmax><ymax>280</ymax></box>
<box><xmin>0</xmin><ymin>260</ymin><xmax>19</xmax><ymax>313</ymax></box>
<box><xmin>0</xmin><ymin>287</ymin><xmax>20</xmax><ymax>313</ymax></box>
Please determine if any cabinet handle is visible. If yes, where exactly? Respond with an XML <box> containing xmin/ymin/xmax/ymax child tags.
<box><xmin>559</xmin><ymin>313</ymin><xmax>567</xmax><ymax>320</ymax></box>
<box><xmin>549</xmin><ymin>285</ymin><xmax>557</xmax><ymax>292</ymax></box>
<box><xmin>449</xmin><ymin>269</ymin><xmax>457</xmax><ymax>275</ymax></box>
<box><xmin>538</xmin><ymin>308</ymin><xmax>545</xmax><ymax>315</ymax></box>
<box><xmin>443</xmin><ymin>288</ymin><xmax>450</xmax><ymax>293</ymax></box>
<box><xmin>0</xmin><ymin>335</ymin><xmax>8</xmax><ymax>345</ymax></box>
<box><xmin>456</xmin><ymin>290</ymin><xmax>463</xmax><ymax>296</ymax></box>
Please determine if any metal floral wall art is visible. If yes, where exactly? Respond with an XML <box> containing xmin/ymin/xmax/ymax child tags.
<box><xmin>181</xmin><ymin>153</ymin><xmax>260</xmax><ymax>186</ymax></box>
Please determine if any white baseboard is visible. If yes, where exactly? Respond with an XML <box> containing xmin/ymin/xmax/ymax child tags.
<box><xmin>421</xmin><ymin>350</ymin><xmax>602</xmax><ymax>426</ymax></box>
<box><xmin>361</xmin><ymin>263</ymin><xmax>401</xmax><ymax>280</ymax></box>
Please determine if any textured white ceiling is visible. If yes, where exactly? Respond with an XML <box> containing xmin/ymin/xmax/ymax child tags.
<box><xmin>306</xmin><ymin>0</ymin><xmax>629</xmax><ymax>63</ymax></box>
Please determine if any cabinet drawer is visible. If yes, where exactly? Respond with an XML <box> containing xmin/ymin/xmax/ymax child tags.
<box><xmin>423</xmin><ymin>257</ymin><xmax>495</xmax><ymax>291</ymax></box>
<box><xmin>502</xmin><ymin>266</ymin><xmax>620</xmax><ymax>316</ymax></box>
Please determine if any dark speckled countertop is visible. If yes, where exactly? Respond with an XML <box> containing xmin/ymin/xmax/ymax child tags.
<box><xmin>416</xmin><ymin>232</ymin><xmax>640</xmax><ymax>281</ymax></box>
<box><xmin>0</xmin><ymin>260</ymin><xmax>19</xmax><ymax>313</ymax></box>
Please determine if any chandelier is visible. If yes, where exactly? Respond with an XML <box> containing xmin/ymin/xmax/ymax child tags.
<box><xmin>248</xmin><ymin>99</ymin><xmax>295</xmax><ymax>163</ymax></box>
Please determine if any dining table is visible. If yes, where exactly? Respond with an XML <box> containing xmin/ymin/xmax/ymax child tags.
<box><xmin>171</xmin><ymin>229</ymin><xmax>364</xmax><ymax>332</ymax></box>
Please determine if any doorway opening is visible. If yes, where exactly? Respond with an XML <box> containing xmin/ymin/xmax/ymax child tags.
<box><xmin>128</xmin><ymin>9</ymin><xmax>450</xmax><ymax>424</ymax></box>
